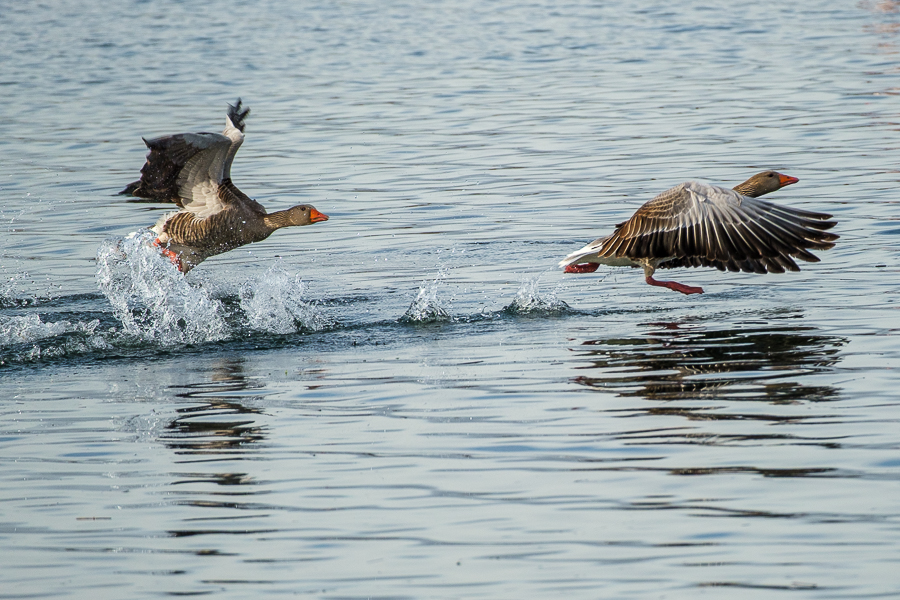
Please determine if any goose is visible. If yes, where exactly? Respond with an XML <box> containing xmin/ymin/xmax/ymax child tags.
<box><xmin>120</xmin><ymin>99</ymin><xmax>328</xmax><ymax>273</ymax></box>
<box><xmin>559</xmin><ymin>171</ymin><xmax>838</xmax><ymax>295</ymax></box>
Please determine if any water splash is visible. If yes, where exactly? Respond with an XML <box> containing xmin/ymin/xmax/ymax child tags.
<box><xmin>0</xmin><ymin>313</ymin><xmax>100</xmax><ymax>346</ymax></box>
<box><xmin>239</xmin><ymin>262</ymin><xmax>331</xmax><ymax>334</ymax></box>
<box><xmin>96</xmin><ymin>230</ymin><xmax>228</xmax><ymax>346</ymax></box>
<box><xmin>0</xmin><ymin>313</ymin><xmax>110</xmax><ymax>365</ymax></box>
<box><xmin>503</xmin><ymin>274</ymin><xmax>570</xmax><ymax>316</ymax></box>
<box><xmin>400</xmin><ymin>269</ymin><xmax>452</xmax><ymax>324</ymax></box>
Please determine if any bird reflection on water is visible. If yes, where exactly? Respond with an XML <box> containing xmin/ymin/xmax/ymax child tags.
<box><xmin>569</xmin><ymin>316</ymin><xmax>849</xmax><ymax>470</ymax></box>
<box><xmin>160</xmin><ymin>359</ymin><xmax>268</xmax><ymax>456</ymax></box>
<box><xmin>572</xmin><ymin>317</ymin><xmax>844</xmax><ymax>405</ymax></box>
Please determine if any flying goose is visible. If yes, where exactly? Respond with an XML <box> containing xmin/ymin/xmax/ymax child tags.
<box><xmin>120</xmin><ymin>100</ymin><xmax>328</xmax><ymax>273</ymax></box>
<box><xmin>559</xmin><ymin>171</ymin><xmax>838</xmax><ymax>295</ymax></box>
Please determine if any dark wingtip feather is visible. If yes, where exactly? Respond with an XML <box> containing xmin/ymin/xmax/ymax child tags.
<box><xmin>227</xmin><ymin>98</ymin><xmax>250</xmax><ymax>132</ymax></box>
<box><xmin>119</xmin><ymin>180</ymin><xmax>140</xmax><ymax>195</ymax></box>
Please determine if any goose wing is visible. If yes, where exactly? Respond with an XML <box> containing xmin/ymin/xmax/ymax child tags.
<box><xmin>120</xmin><ymin>100</ymin><xmax>252</xmax><ymax>218</ymax></box>
<box><xmin>585</xmin><ymin>181</ymin><xmax>838</xmax><ymax>273</ymax></box>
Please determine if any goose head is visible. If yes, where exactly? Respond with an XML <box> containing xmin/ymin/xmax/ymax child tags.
<box><xmin>733</xmin><ymin>171</ymin><xmax>799</xmax><ymax>198</ymax></box>
<box><xmin>284</xmin><ymin>204</ymin><xmax>329</xmax><ymax>226</ymax></box>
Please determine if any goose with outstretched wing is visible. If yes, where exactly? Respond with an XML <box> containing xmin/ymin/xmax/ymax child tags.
<box><xmin>121</xmin><ymin>100</ymin><xmax>328</xmax><ymax>273</ymax></box>
<box><xmin>559</xmin><ymin>171</ymin><xmax>838</xmax><ymax>295</ymax></box>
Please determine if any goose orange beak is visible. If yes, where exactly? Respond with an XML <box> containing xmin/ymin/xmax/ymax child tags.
<box><xmin>310</xmin><ymin>209</ymin><xmax>329</xmax><ymax>223</ymax></box>
<box><xmin>778</xmin><ymin>174</ymin><xmax>799</xmax><ymax>187</ymax></box>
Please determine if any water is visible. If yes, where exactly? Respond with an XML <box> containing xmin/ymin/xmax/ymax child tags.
<box><xmin>2</xmin><ymin>0</ymin><xmax>899</xmax><ymax>597</ymax></box>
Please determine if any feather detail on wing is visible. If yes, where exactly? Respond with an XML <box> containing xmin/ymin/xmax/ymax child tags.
<box><xmin>559</xmin><ymin>234</ymin><xmax>621</xmax><ymax>268</ymax></box>
<box><xmin>119</xmin><ymin>99</ymin><xmax>249</xmax><ymax>210</ymax></box>
<box><xmin>560</xmin><ymin>181</ymin><xmax>839</xmax><ymax>273</ymax></box>
<box><xmin>174</xmin><ymin>133</ymin><xmax>235</xmax><ymax>216</ymax></box>
<box><xmin>119</xmin><ymin>132</ymin><xmax>223</xmax><ymax>203</ymax></box>
<box><xmin>222</xmin><ymin>99</ymin><xmax>249</xmax><ymax>180</ymax></box>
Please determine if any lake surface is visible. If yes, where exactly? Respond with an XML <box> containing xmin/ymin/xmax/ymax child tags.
<box><xmin>2</xmin><ymin>0</ymin><xmax>900</xmax><ymax>597</ymax></box>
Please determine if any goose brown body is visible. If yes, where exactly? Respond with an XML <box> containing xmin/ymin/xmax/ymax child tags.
<box><xmin>559</xmin><ymin>171</ymin><xmax>838</xmax><ymax>295</ymax></box>
<box><xmin>122</xmin><ymin>100</ymin><xmax>328</xmax><ymax>273</ymax></box>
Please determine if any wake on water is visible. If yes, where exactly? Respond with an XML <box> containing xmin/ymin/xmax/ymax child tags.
<box><xmin>399</xmin><ymin>269</ymin><xmax>570</xmax><ymax>324</ymax></box>
<box><xmin>2</xmin><ymin>233</ymin><xmax>572</xmax><ymax>365</ymax></box>
<box><xmin>239</xmin><ymin>264</ymin><xmax>333</xmax><ymax>335</ymax></box>
<box><xmin>1</xmin><ymin>230</ymin><xmax>331</xmax><ymax>365</ymax></box>
<box><xmin>94</xmin><ymin>230</ymin><xmax>331</xmax><ymax>346</ymax></box>
<box><xmin>400</xmin><ymin>269</ymin><xmax>452</xmax><ymax>324</ymax></box>
<box><xmin>96</xmin><ymin>230</ymin><xmax>229</xmax><ymax>345</ymax></box>
<box><xmin>503</xmin><ymin>275</ymin><xmax>570</xmax><ymax>316</ymax></box>
<box><xmin>0</xmin><ymin>312</ymin><xmax>109</xmax><ymax>364</ymax></box>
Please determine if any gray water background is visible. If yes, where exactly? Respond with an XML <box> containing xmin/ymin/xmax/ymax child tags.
<box><xmin>2</xmin><ymin>0</ymin><xmax>900</xmax><ymax>597</ymax></box>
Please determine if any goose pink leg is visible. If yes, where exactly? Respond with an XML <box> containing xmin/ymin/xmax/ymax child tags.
<box><xmin>564</xmin><ymin>263</ymin><xmax>600</xmax><ymax>274</ymax></box>
<box><xmin>645</xmin><ymin>276</ymin><xmax>703</xmax><ymax>295</ymax></box>
<box><xmin>153</xmin><ymin>238</ymin><xmax>183</xmax><ymax>272</ymax></box>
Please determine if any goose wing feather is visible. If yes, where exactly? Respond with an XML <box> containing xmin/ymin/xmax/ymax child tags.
<box><xmin>597</xmin><ymin>181</ymin><xmax>837</xmax><ymax>273</ymax></box>
<box><xmin>120</xmin><ymin>102</ymin><xmax>248</xmax><ymax>217</ymax></box>
<box><xmin>175</xmin><ymin>116</ymin><xmax>245</xmax><ymax>218</ymax></box>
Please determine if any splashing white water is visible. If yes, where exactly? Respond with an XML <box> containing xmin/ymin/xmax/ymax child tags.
<box><xmin>0</xmin><ymin>313</ymin><xmax>110</xmax><ymax>365</ymax></box>
<box><xmin>96</xmin><ymin>230</ymin><xmax>228</xmax><ymax>345</ymax></box>
<box><xmin>401</xmin><ymin>270</ymin><xmax>452</xmax><ymax>324</ymax></box>
<box><xmin>504</xmin><ymin>274</ymin><xmax>570</xmax><ymax>315</ymax></box>
<box><xmin>0</xmin><ymin>313</ymin><xmax>100</xmax><ymax>346</ymax></box>
<box><xmin>239</xmin><ymin>262</ymin><xmax>331</xmax><ymax>334</ymax></box>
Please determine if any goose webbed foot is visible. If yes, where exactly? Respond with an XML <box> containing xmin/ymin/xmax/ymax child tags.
<box><xmin>564</xmin><ymin>263</ymin><xmax>600</xmax><ymax>274</ymax></box>
<box><xmin>153</xmin><ymin>238</ymin><xmax>183</xmax><ymax>272</ymax></box>
<box><xmin>645</xmin><ymin>275</ymin><xmax>703</xmax><ymax>295</ymax></box>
